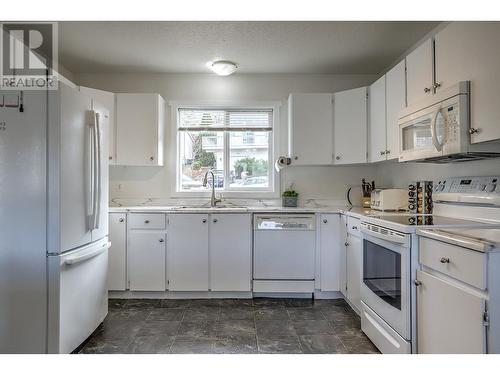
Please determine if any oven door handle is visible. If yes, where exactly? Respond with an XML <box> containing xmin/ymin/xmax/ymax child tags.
<box><xmin>360</xmin><ymin>225</ymin><xmax>407</xmax><ymax>245</ymax></box>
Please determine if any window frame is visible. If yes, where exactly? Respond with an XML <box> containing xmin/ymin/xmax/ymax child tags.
<box><xmin>170</xmin><ymin>101</ymin><xmax>281</xmax><ymax>199</ymax></box>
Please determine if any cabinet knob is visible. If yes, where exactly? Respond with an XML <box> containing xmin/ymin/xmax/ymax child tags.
<box><xmin>213</xmin><ymin>218</ymin><xmax>218</xmax><ymax>223</ymax></box>
<box><xmin>440</xmin><ymin>257</ymin><xmax>450</xmax><ymax>264</ymax></box>
<box><xmin>119</xmin><ymin>218</ymin><xmax>124</xmax><ymax>223</ymax></box>
<box><xmin>469</xmin><ymin>128</ymin><xmax>480</xmax><ymax>135</ymax></box>
<box><xmin>294</xmin><ymin>156</ymin><xmax>298</xmax><ymax>160</ymax></box>
<box><xmin>352</xmin><ymin>226</ymin><xmax>358</xmax><ymax>230</ymax></box>
<box><xmin>380</xmin><ymin>151</ymin><xmax>386</xmax><ymax>156</ymax></box>
<box><xmin>385</xmin><ymin>150</ymin><xmax>391</xmax><ymax>155</ymax></box>
<box><xmin>202</xmin><ymin>219</ymin><xmax>207</xmax><ymax>223</ymax></box>
<box><xmin>414</xmin><ymin>280</ymin><xmax>422</xmax><ymax>286</ymax></box>
<box><xmin>433</xmin><ymin>82</ymin><xmax>441</xmax><ymax>89</ymax></box>
<box><xmin>323</xmin><ymin>219</ymin><xmax>328</xmax><ymax>224</ymax></box>
<box><xmin>335</xmin><ymin>156</ymin><xmax>341</xmax><ymax>160</ymax></box>
<box><xmin>424</xmin><ymin>87</ymin><xmax>431</xmax><ymax>93</ymax></box>
<box><xmin>150</xmin><ymin>156</ymin><xmax>154</xmax><ymax>161</ymax></box>
<box><xmin>344</xmin><ymin>241</ymin><xmax>349</xmax><ymax>247</ymax></box>
<box><xmin>109</xmin><ymin>156</ymin><xmax>113</xmax><ymax>160</ymax></box>
<box><xmin>159</xmin><ymin>238</ymin><xmax>164</xmax><ymax>243</ymax></box>
<box><xmin>144</xmin><ymin>220</ymin><xmax>150</xmax><ymax>224</ymax></box>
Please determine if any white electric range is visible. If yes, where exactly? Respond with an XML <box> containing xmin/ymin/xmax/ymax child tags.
<box><xmin>358</xmin><ymin>176</ymin><xmax>500</xmax><ymax>354</ymax></box>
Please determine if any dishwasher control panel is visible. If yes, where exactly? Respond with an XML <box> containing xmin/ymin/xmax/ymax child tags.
<box><xmin>254</xmin><ymin>215</ymin><xmax>316</xmax><ymax>230</ymax></box>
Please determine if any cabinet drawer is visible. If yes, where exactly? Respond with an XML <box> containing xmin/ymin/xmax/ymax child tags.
<box><xmin>128</xmin><ymin>213</ymin><xmax>166</xmax><ymax>229</ymax></box>
<box><xmin>419</xmin><ymin>237</ymin><xmax>486</xmax><ymax>289</ymax></box>
<box><xmin>347</xmin><ymin>216</ymin><xmax>361</xmax><ymax>236</ymax></box>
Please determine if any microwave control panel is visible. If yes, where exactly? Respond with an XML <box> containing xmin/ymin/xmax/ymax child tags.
<box><xmin>442</xmin><ymin>104</ymin><xmax>461</xmax><ymax>144</ymax></box>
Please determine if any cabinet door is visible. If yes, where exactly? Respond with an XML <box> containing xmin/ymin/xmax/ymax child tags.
<box><xmin>435</xmin><ymin>22</ymin><xmax>500</xmax><ymax>143</ymax></box>
<box><xmin>333</xmin><ymin>87</ymin><xmax>368</xmax><ymax>164</ymax></box>
<box><xmin>80</xmin><ymin>86</ymin><xmax>116</xmax><ymax>164</ymax></box>
<box><xmin>339</xmin><ymin>216</ymin><xmax>348</xmax><ymax>297</ymax></box>
<box><xmin>128</xmin><ymin>231</ymin><xmax>166</xmax><ymax>291</ymax></box>
<box><xmin>406</xmin><ymin>39</ymin><xmax>434</xmax><ymax>106</ymax></box>
<box><xmin>167</xmin><ymin>214</ymin><xmax>209</xmax><ymax>291</ymax></box>
<box><xmin>209</xmin><ymin>214</ymin><xmax>252</xmax><ymax>291</ymax></box>
<box><xmin>319</xmin><ymin>214</ymin><xmax>342</xmax><ymax>292</ymax></box>
<box><xmin>346</xmin><ymin>234</ymin><xmax>362</xmax><ymax>313</ymax></box>
<box><xmin>108</xmin><ymin>213</ymin><xmax>127</xmax><ymax>291</ymax></box>
<box><xmin>416</xmin><ymin>270</ymin><xmax>485</xmax><ymax>354</ymax></box>
<box><xmin>116</xmin><ymin>93</ymin><xmax>164</xmax><ymax>166</ymax></box>
<box><xmin>385</xmin><ymin>60</ymin><xmax>406</xmax><ymax>160</ymax></box>
<box><xmin>369</xmin><ymin>75</ymin><xmax>387</xmax><ymax>163</ymax></box>
<box><xmin>288</xmin><ymin>93</ymin><xmax>333</xmax><ymax>165</ymax></box>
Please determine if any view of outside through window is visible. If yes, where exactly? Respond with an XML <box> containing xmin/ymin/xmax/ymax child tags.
<box><xmin>178</xmin><ymin>109</ymin><xmax>272</xmax><ymax>192</ymax></box>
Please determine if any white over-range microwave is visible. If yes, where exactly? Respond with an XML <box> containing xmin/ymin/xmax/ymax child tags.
<box><xmin>398</xmin><ymin>81</ymin><xmax>500</xmax><ymax>163</ymax></box>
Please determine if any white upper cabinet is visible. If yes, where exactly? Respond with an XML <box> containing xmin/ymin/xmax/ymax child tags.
<box><xmin>385</xmin><ymin>60</ymin><xmax>406</xmax><ymax>159</ymax></box>
<box><xmin>369</xmin><ymin>75</ymin><xmax>387</xmax><ymax>163</ymax></box>
<box><xmin>435</xmin><ymin>22</ymin><xmax>500</xmax><ymax>143</ymax></box>
<box><xmin>116</xmin><ymin>93</ymin><xmax>165</xmax><ymax>166</ymax></box>
<box><xmin>288</xmin><ymin>93</ymin><xmax>334</xmax><ymax>165</ymax></box>
<box><xmin>406</xmin><ymin>39</ymin><xmax>434</xmax><ymax>106</ymax></box>
<box><xmin>79</xmin><ymin>86</ymin><xmax>116</xmax><ymax>164</ymax></box>
<box><xmin>333</xmin><ymin>87</ymin><xmax>368</xmax><ymax>164</ymax></box>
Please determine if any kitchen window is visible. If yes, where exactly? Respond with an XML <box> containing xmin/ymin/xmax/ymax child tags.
<box><xmin>176</xmin><ymin>107</ymin><xmax>276</xmax><ymax>195</ymax></box>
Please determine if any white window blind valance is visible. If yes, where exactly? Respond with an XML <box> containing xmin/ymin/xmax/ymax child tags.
<box><xmin>178</xmin><ymin>108</ymin><xmax>273</xmax><ymax>131</ymax></box>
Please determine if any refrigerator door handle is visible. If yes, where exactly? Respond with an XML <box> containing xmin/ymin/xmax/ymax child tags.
<box><xmin>93</xmin><ymin>112</ymin><xmax>102</xmax><ymax>230</ymax></box>
<box><xmin>64</xmin><ymin>241</ymin><xmax>110</xmax><ymax>266</ymax></box>
<box><xmin>85</xmin><ymin>110</ymin><xmax>96</xmax><ymax>231</ymax></box>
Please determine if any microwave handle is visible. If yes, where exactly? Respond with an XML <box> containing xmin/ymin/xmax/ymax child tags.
<box><xmin>430</xmin><ymin>106</ymin><xmax>444</xmax><ymax>152</ymax></box>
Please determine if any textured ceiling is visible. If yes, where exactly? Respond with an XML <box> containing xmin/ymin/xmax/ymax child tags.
<box><xmin>59</xmin><ymin>21</ymin><xmax>439</xmax><ymax>74</ymax></box>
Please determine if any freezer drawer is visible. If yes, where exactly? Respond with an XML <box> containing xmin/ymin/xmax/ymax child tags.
<box><xmin>47</xmin><ymin>238</ymin><xmax>109</xmax><ymax>353</ymax></box>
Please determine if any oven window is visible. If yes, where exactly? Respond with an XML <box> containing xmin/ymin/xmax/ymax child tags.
<box><xmin>363</xmin><ymin>239</ymin><xmax>401</xmax><ymax>310</ymax></box>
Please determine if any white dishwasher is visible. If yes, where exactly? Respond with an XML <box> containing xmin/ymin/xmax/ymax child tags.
<box><xmin>253</xmin><ymin>214</ymin><xmax>316</xmax><ymax>293</ymax></box>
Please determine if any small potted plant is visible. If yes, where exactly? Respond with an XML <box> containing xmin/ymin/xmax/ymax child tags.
<box><xmin>282</xmin><ymin>186</ymin><xmax>299</xmax><ymax>207</ymax></box>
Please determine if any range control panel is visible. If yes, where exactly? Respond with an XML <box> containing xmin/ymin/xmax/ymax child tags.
<box><xmin>433</xmin><ymin>176</ymin><xmax>500</xmax><ymax>206</ymax></box>
<box><xmin>434</xmin><ymin>176</ymin><xmax>500</xmax><ymax>194</ymax></box>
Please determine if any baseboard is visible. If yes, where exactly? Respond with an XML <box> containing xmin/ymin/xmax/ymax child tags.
<box><xmin>108</xmin><ymin>291</ymin><xmax>253</xmax><ymax>299</ymax></box>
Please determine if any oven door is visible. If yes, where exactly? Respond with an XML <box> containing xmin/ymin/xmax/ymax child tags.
<box><xmin>360</xmin><ymin>230</ymin><xmax>411</xmax><ymax>340</ymax></box>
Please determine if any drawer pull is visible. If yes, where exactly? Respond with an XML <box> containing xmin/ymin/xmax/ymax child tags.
<box><xmin>119</xmin><ymin>218</ymin><xmax>124</xmax><ymax>223</ymax></box>
<box><xmin>213</xmin><ymin>219</ymin><xmax>218</xmax><ymax>223</ymax></box>
<box><xmin>440</xmin><ymin>257</ymin><xmax>450</xmax><ymax>264</ymax></box>
<box><xmin>202</xmin><ymin>219</ymin><xmax>207</xmax><ymax>223</ymax></box>
<box><xmin>144</xmin><ymin>220</ymin><xmax>150</xmax><ymax>224</ymax></box>
<box><xmin>414</xmin><ymin>280</ymin><xmax>422</xmax><ymax>287</ymax></box>
<box><xmin>159</xmin><ymin>238</ymin><xmax>164</xmax><ymax>243</ymax></box>
<box><xmin>323</xmin><ymin>219</ymin><xmax>328</xmax><ymax>224</ymax></box>
<box><xmin>345</xmin><ymin>241</ymin><xmax>349</xmax><ymax>247</ymax></box>
<box><xmin>352</xmin><ymin>225</ymin><xmax>358</xmax><ymax>230</ymax></box>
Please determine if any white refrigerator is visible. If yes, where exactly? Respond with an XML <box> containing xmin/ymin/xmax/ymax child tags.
<box><xmin>0</xmin><ymin>82</ymin><xmax>110</xmax><ymax>353</ymax></box>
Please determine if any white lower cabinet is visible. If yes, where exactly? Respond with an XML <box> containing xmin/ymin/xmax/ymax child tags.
<box><xmin>416</xmin><ymin>270</ymin><xmax>486</xmax><ymax>354</ymax></box>
<box><xmin>108</xmin><ymin>213</ymin><xmax>127</xmax><ymax>291</ymax></box>
<box><xmin>209</xmin><ymin>214</ymin><xmax>252</xmax><ymax>291</ymax></box>
<box><xmin>167</xmin><ymin>213</ymin><xmax>252</xmax><ymax>292</ymax></box>
<box><xmin>167</xmin><ymin>214</ymin><xmax>209</xmax><ymax>291</ymax></box>
<box><xmin>128</xmin><ymin>231</ymin><xmax>166</xmax><ymax>291</ymax></box>
<box><xmin>319</xmin><ymin>214</ymin><xmax>342</xmax><ymax>292</ymax></box>
<box><xmin>346</xmin><ymin>234</ymin><xmax>362</xmax><ymax>313</ymax></box>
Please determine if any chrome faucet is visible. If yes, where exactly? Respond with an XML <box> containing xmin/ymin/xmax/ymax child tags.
<box><xmin>202</xmin><ymin>170</ymin><xmax>222</xmax><ymax>207</ymax></box>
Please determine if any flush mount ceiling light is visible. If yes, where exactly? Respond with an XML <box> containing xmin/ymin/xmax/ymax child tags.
<box><xmin>209</xmin><ymin>60</ymin><xmax>238</xmax><ymax>76</ymax></box>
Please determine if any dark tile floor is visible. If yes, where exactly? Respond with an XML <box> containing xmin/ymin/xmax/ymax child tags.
<box><xmin>77</xmin><ymin>298</ymin><xmax>379</xmax><ymax>354</ymax></box>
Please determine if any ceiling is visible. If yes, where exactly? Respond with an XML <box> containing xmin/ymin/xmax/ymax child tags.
<box><xmin>59</xmin><ymin>21</ymin><xmax>439</xmax><ymax>75</ymax></box>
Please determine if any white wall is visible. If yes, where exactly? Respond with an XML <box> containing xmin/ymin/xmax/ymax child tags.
<box><xmin>76</xmin><ymin>73</ymin><xmax>379</xmax><ymax>201</ymax></box>
<box><xmin>377</xmin><ymin>159</ymin><xmax>500</xmax><ymax>188</ymax></box>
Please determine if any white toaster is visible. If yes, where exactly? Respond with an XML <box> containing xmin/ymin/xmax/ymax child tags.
<box><xmin>370</xmin><ymin>188</ymin><xmax>407</xmax><ymax>211</ymax></box>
